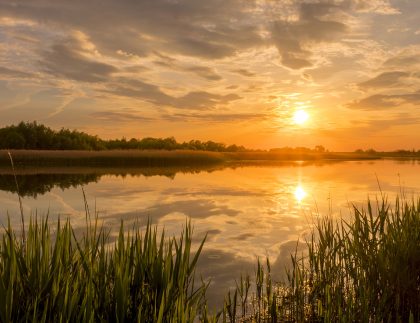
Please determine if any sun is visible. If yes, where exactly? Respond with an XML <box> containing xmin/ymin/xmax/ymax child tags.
<box><xmin>293</xmin><ymin>110</ymin><xmax>309</xmax><ymax>125</ymax></box>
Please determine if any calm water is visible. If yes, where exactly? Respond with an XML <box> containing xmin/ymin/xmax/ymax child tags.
<box><xmin>1</xmin><ymin>159</ymin><xmax>419</xmax><ymax>306</ymax></box>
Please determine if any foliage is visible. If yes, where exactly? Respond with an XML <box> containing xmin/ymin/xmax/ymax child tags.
<box><xmin>355</xmin><ymin>148</ymin><xmax>420</xmax><ymax>157</ymax></box>
<box><xmin>0</xmin><ymin>122</ymin><xmax>247</xmax><ymax>152</ymax></box>
<box><xmin>0</xmin><ymin>215</ymin><xmax>210</xmax><ymax>322</ymax></box>
<box><xmin>221</xmin><ymin>197</ymin><xmax>420</xmax><ymax>322</ymax></box>
<box><xmin>0</xmin><ymin>122</ymin><xmax>105</xmax><ymax>150</ymax></box>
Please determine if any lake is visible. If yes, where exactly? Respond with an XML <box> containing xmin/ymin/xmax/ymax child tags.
<box><xmin>1</xmin><ymin>159</ymin><xmax>419</xmax><ymax>307</ymax></box>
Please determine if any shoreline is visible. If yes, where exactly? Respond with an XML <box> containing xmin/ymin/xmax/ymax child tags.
<box><xmin>0</xmin><ymin>149</ymin><xmax>399</xmax><ymax>165</ymax></box>
<box><xmin>1</xmin><ymin>149</ymin><xmax>419</xmax><ymax>169</ymax></box>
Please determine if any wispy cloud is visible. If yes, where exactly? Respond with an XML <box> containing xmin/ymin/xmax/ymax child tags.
<box><xmin>102</xmin><ymin>78</ymin><xmax>241</xmax><ymax>110</ymax></box>
<box><xmin>347</xmin><ymin>92</ymin><xmax>420</xmax><ymax>110</ymax></box>
<box><xmin>0</xmin><ymin>66</ymin><xmax>34</xmax><ymax>79</ymax></box>
<box><xmin>358</xmin><ymin>71</ymin><xmax>410</xmax><ymax>89</ymax></box>
<box><xmin>41</xmin><ymin>40</ymin><xmax>118</xmax><ymax>83</ymax></box>
<box><xmin>271</xmin><ymin>2</ymin><xmax>348</xmax><ymax>69</ymax></box>
<box><xmin>90</xmin><ymin>110</ymin><xmax>154</xmax><ymax>122</ymax></box>
<box><xmin>0</xmin><ymin>0</ymin><xmax>419</xmax><ymax>149</ymax></box>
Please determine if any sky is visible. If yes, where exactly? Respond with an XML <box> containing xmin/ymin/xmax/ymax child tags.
<box><xmin>0</xmin><ymin>0</ymin><xmax>419</xmax><ymax>150</ymax></box>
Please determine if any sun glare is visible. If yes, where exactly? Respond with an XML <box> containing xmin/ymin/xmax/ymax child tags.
<box><xmin>293</xmin><ymin>110</ymin><xmax>309</xmax><ymax>125</ymax></box>
<box><xmin>294</xmin><ymin>185</ymin><xmax>307</xmax><ymax>203</ymax></box>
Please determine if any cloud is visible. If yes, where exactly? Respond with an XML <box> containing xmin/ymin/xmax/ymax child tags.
<box><xmin>318</xmin><ymin>113</ymin><xmax>420</xmax><ymax>143</ymax></box>
<box><xmin>90</xmin><ymin>109</ymin><xmax>264</xmax><ymax>123</ymax></box>
<box><xmin>104</xmin><ymin>78</ymin><xmax>241</xmax><ymax>110</ymax></box>
<box><xmin>0</xmin><ymin>0</ymin><xmax>263</xmax><ymax>60</ymax></box>
<box><xmin>351</xmin><ymin>0</ymin><xmax>401</xmax><ymax>15</ymax></box>
<box><xmin>1</xmin><ymin>0</ymin><xmax>419</xmax><ymax>149</ymax></box>
<box><xmin>173</xmin><ymin>91</ymin><xmax>241</xmax><ymax>110</ymax></box>
<box><xmin>365</xmin><ymin>114</ymin><xmax>420</xmax><ymax>130</ymax></box>
<box><xmin>383</xmin><ymin>52</ymin><xmax>420</xmax><ymax>68</ymax></box>
<box><xmin>41</xmin><ymin>38</ymin><xmax>118</xmax><ymax>83</ymax></box>
<box><xmin>90</xmin><ymin>108</ymin><xmax>265</xmax><ymax>124</ymax></box>
<box><xmin>0</xmin><ymin>88</ymin><xmax>70</xmax><ymax>123</ymax></box>
<box><xmin>161</xmin><ymin>112</ymin><xmax>267</xmax><ymax>123</ymax></box>
<box><xmin>103</xmin><ymin>78</ymin><xmax>173</xmax><ymax>106</ymax></box>
<box><xmin>185</xmin><ymin>66</ymin><xmax>222</xmax><ymax>81</ymax></box>
<box><xmin>352</xmin><ymin>47</ymin><xmax>420</xmax><ymax>108</ymax></box>
<box><xmin>0</xmin><ymin>66</ymin><xmax>34</xmax><ymax>79</ymax></box>
<box><xmin>37</xmin><ymin>36</ymin><xmax>240</xmax><ymax>110</ymax></box>
<box><xmin>231</xmin><ymin>69</ymin><xmax>256</xmax><ymax>77</ymax></box>
<box><xmin>152</xmin><ymin>54</ymin><xmax>223</xmax><ymax>81</ymax></box>
<box><xmin>271</xmin><ymin>2</ymin><xmax>348</xmax><ymax>69</ymax></box>
<box><xmin>90</xmin><ymin>110</ymin><xmax>154</xmax><ymax>122</ymax></box>
<box><xmin>358</xmin><ymin>71</ymin><xmax>410</xmax><ymax>88</ymax></box>
<box><xmin>347</xmin><ymin>92</ymin><xmax>420</xmax><ymax>110</ymax></box>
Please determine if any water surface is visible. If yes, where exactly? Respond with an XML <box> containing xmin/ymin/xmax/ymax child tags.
<box><xmin>1</xmin><ymin>160</ymin><xmax>419</xmax><ymax>307</ymax></box>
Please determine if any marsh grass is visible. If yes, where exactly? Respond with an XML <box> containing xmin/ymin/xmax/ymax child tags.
<box><xmin>0</xmin><ymin>150</ymin><xmax>380</xmax><ymax>168</ymax></box>
<box><xmin>0</xmin><ymin>210</ymin><xmax>213</xmax><ymax>322</ymax></box>
<box><xmin>0</xmin><ymin>150</ymin><xmax>227</xmax><ymax>167</ymax></box>
<box><xmin>222</xmin><ymin>197</ymin><xmax>420</xmax><ymax>322</ymax></box>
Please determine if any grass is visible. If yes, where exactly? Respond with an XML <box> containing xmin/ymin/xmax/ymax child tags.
<box><xmin>223</xmin><ymin>151</ymin><xmax>379</xmax><ymax>162</ymax></box>
<box><xmin>1</xmin><ymin>194</ymin><xmax>419</xmax><ymax>321</ymax></box>
<box><xmin>223</xmin><ymin>197</ymin><xmax>420</xmax><ymax>322</ymax></box>
<box><xmin>0</xmin><ymin>150</ymin><xmax>227</xmax><ymax>167</ymax></box>
<box><xmin>0</xmin><ymin>212</ymin><xmax>212</xmax><ymax>322</ymax></box>
<box><xmin>0</xmin><ymin>150</ymin><xmax>382</xmax><ymax>168</ymax></box>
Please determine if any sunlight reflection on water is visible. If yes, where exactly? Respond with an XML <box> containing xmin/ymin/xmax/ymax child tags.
<box><xmin>294</xmin><ymin>185</ymin><xmax>307</xmax><ymax>203</ymax></box>
<box><xmin>1</xmin><ymin>160</ymin><xmax>420</xmax><ymax>308</ymax></box>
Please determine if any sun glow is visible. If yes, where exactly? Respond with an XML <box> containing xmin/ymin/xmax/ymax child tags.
<box><xmin>294</xmin><ymin>185</ymin><xmax>307</xmax><ymax>203</ymax></box>
<box><xmin>293</xmin><ymin>110</ymin><xmax>309</xmax><ymax>125</ymax></box>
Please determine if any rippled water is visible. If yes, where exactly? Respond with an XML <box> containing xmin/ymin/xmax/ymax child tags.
<box><xmin>1</xmin><ymin>159</ymin><xmax>419</xmax><ymax>307</ymax></box>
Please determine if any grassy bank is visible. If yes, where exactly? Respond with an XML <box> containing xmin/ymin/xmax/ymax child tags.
<box><xmin>0</xmin><ymin>150</ymin><xmax>381</xmax><ymax>168</ymax></box>
<box><xmin>1</xmin><ymin>196</ymin><xmax>419</xmax><ymax>322</ymax></box>
<box><xmin>0</xmin><ymin>150</ymin><xmax>227</xmax><ymax>167</ymax></box>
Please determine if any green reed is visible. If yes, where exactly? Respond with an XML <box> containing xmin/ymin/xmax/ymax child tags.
<box><xmin>1</xmin><ymin>196</ymin><xmax>419</xmax><ymax>322</ymax></box>
<box><xmin>221</xmin><ymin>196</ymin><xmax>420</xmax><ymax>322</ymax></box>
<box><xmin>0</xmin><ymin>212</ymin><xmax>211</xmax><ymax>322</ymax></box>
<box><xmin>0</xmin><ymin>150</ymin><xmax>226</xmax><ymax>168</ymax></box>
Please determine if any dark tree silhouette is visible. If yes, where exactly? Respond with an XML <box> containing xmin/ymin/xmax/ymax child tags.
<box><xmin>0</xmin><ymin>122</ymin><xmax>247</xmax><ymax>152</ymax></box>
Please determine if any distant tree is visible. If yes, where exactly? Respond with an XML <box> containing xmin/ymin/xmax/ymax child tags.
<box><xmin>3</xmin><ymin>131</ymin><xmax>26</xmax><ymax>149</ymax></box>
<box><xmin>0</xmin><ymin>122</ymin><xmax>253</xmax><ymax>152</ymax></box>
<box><xmin>226</xmin><ymin>144</ymin><xmax>246</xmax><ymax>152</ymax></box>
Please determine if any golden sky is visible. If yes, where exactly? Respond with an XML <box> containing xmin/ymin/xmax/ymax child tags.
<box><xmin>0</xmin><ymin>0</ymin><xmax>419</xmax><ymax>150</ymax></box>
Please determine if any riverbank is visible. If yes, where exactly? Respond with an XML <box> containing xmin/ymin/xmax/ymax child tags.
<box><xmin>0</xmin><ymin>149</ymin><xmax>386</xmax><ymax>168</ymax></box>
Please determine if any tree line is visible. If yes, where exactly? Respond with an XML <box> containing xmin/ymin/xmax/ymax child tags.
<box><xmin>354</xmin><ymin>148</ymin><xmax>420</xmax><ymax>156</ymax></box>
<box><xmin>0</xmin><ymin>122</ymin><xmax>247</xmax><ymax>151</ymax></box>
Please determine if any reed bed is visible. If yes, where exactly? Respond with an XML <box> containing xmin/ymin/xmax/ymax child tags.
<box><xmin>0</xmin><ymin>213</ymin><xmax>211</xmax><ymax>322</ymax></box>
<box><xmin>1</xmin><ymin>196</ymin><xmax>419</xmax><ymax>322</ymax></box>
<box><xmin>0</xmin><ymin>150</ymin><xmax>226</xmax><ymax>167</ymax></box>
<box><xmin>0</xmin><ymin>150</ymin><xmax>380</xmax><ymax>168</ymax></box>
<box><xmin>222</xmin><ymin>197</ymin><xmax>420</xmax><ymax>322</ymax></box>
<box><xmin>222</xmin><ymin>151</ymin><xmax>378</xmax><ymax>162</ymax></box>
